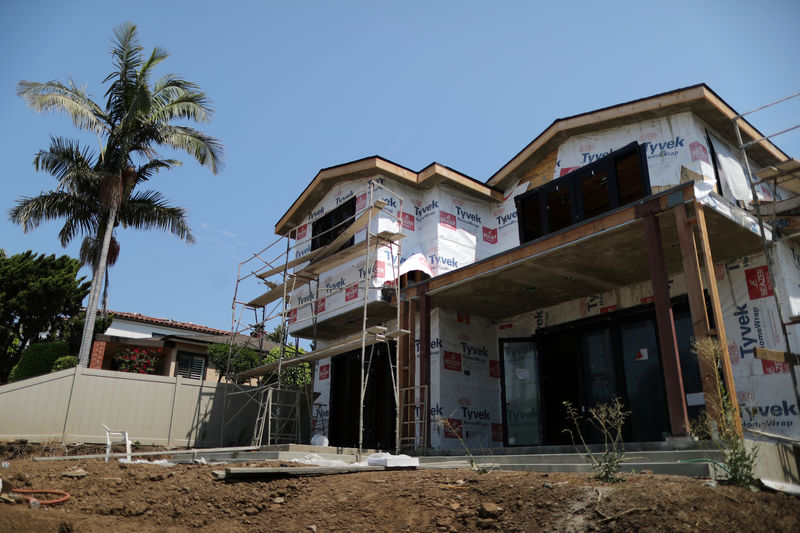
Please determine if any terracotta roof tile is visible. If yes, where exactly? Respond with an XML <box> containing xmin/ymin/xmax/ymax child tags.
<box><xmin>108</xmin><ymin>310</ymin><xmax>231</xmax><ymax>336</ymax></box>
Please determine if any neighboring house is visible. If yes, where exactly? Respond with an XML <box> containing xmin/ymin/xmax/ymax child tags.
<box><xmin>246</xmin><ymin>83</ymin><xmax>800</xmax><ymax>452</ymax></box>
<box><xmin>89</xmin><ymin>311</ymin><xmax>241</xmax><ymax>382</ymax></box>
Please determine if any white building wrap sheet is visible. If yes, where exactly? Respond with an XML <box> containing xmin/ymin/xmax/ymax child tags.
<box><xmin>555</xmin><ymin>112</ymin><xmax>714</xmax><ymax>188</ymax></box>
<box><xmin>427</xmin><ymin>309</ymin><xmax>503</xmax><ymax>450</ymax></box>
<box><xmin>717</xmin><ymin>254</ymin><xmax>800</xmax><ymax>439</ymax></box>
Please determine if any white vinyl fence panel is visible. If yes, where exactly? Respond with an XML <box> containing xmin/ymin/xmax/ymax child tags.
<box><xmin>0</xmin><ymin>367</ymin><xmax>258</xmax><ymax>447</ymax></box>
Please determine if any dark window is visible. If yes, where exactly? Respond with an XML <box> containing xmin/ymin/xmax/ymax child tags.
<box><xmin>311</xmin><ymin>196</ymin><xmax>356</xmax><ymax>252</ymax></box>
<box><xmin>580</xmin><ymin>170</ymin><xmax>611</xmax><ymax>220</ymax></box>
<box><xmin>545</xmin><ymin>185</ymin><xmax>572</xmax><ymax>233</ymax></box>
<box><xmin>177</xmin><ymin>352</ymin><xmax>206</xmax><ymax>380</ymax></box>
<box><xmin>515</xmin><ymin>142</ymin><xmax>650</xmax><ymax>244</ymax></box>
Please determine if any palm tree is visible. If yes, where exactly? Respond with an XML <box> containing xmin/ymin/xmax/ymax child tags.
<box><xmin>10</xmin><ymin>23</ymin><xmax>223</xmax><ymax>366</ymax></box>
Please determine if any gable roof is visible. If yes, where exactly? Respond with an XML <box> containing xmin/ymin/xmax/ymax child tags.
<box><xmin>274</xmin><ymin>156</ymin><xmax>503</xmax><ymax>236</ymax></box>
<box><xmin>487</xmin><ymin>83</ymin><xmax>789</xmax><ymax>190</ymax></box>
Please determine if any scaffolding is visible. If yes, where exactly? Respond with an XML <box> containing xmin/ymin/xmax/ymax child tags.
<box><xmin>221</xmin><ymin>180</ymin><xmax>413</xmax><ymax>455</ymax></box>
<box><xmin>733</xmin><ymin>89</ymin><xmax>800</xmax><ymax>412</ymax></box>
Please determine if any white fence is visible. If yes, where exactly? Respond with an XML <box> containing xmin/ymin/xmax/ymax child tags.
<box><xmin>0</xmin><ymin>367</ymin><xmax>259</xmax><ymax>447</ymax></box>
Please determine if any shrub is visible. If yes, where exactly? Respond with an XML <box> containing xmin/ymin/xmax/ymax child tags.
<box><xmin>693</xmin><ymin>338</ymin><xmax>758</xmax><ymax>488</ymax></box>
<box><xmin>51</xmin><ymin>355</ymin><xmax>78</xmax><ymax>372</ymax></box>
<box><xmin>563</xmin><ymin>397</ymin><xmax>630</xmax><ymax>483</ymax></box>
<box><xmin>114</xmin><ymin>346</ymin><xmax>165</xmax><ymax>374</ymax></box>
<box><xmin>8</xmin><ymin>341</ymin><xmax>70</xmax><ymax>382</ymax></box>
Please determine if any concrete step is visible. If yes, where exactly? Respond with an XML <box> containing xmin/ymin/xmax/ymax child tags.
<box><xmin>419</xmin><ymin>460</ymin><xmax>713</xmax><ymax>477</ymax></box>
<box><xmin>419</xmin><ymin>449</ymin><xmax>723</xmax><ymax>465</ymax></box>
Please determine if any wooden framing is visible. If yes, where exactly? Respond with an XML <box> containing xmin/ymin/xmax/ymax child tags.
<box><xmin>754</xmin><ymin>347</ymin><xmax>800</xmax><ymax>366</ymax></box>
<box><xmin>695</xmin><ymin>204</ymin><xmax>743</xmax><ymax>437</ymax></box>
<box><xmin>637</xmin><ymin>199</ymin><xmax>689</xmax><ymax>436</ymax></box>
<box><xmin>674</xmin><ymin>205</ymin><xmax>721</xmax><ymax>419</ymax></box>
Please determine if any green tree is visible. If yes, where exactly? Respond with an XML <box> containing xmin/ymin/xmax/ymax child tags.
<box><xmin>10</xmin><ymin>22</ymin><xmax>223</xmax><ymax>367</ymax></box>
<box><xmin>208</xmin><ymin>339</ymin><xmax>310</xmax><ymax>387</ymax></box>
<box><xmin>0</xmin><ymin>251</ymin><xmax>90</xmax><ymax>381</ymax></box>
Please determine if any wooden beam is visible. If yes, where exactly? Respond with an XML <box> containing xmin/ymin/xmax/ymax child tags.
<box><xmin>310</xmin><ymin>200</ymin><xmax>387</xmax><ymax>265</ymax></box>
<box><xmin>297</xmin><ymin>231</ymin><xmax>403</xmax><ymax>278</ymax></box>
<box><xmin>675</xmin><ymin>204</ymin><xmax>722</xmax><ymax>424</ymax></box>
<box><xmin>235</xmin><ymin>332</ymin><xmax>381</xmax><ymax>378</ymax></box>
<box><xmin>695</xmin><ymin>204</ymin><xmax>743</xmax><ymax>437</ymax></box>
<box><xmin>418</xmin><ymin>285</ymin><xmax>431</xmax><ymax>448</ymax></box>
<box><xmin>256</xmin><ymin>248</ymin><xmax>325</xmax><ymax>279</ymax></box>
<box><xmin>638</xmin><ymin>200</ymin><xmax>689</xmax><ymax>436</ymax></box>
<box><xmin>754</xmin><ymin>347</ymin><xmax>800</xmax><ymax>366</ymax></box>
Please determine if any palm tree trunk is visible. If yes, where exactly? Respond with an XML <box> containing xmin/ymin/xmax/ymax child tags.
<box><xmin>77</xmin><ymin>205</ymin><xmax>118</xmax><ymax>367</ymax></box>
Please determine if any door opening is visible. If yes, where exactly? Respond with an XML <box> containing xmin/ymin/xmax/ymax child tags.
<box><xmin>328</xmin><ymin>342</ymin><xmax>396</xmax><ymax>450</ymax></box>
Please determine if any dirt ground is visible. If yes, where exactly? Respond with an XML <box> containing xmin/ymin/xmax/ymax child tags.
<box><xmin>1</xmin><ymin>444</ymin><xmax>799</xmax><ymax>532</ymax></box>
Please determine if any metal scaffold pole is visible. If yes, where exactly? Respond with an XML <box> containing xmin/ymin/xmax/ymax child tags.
<box><xmin>732</xmin><ymin>90</ymin><xmax>800</xmax><ymax>418</ymax></box>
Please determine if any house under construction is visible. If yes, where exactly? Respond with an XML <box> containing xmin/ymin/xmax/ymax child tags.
<box><xmin>228</xmin><ymin>83</ymin><xmax>800</xmax><ymax>454</ymax></box>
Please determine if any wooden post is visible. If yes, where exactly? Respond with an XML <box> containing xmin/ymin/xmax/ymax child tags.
<box><xmin>398</xmin><ymin>298</ymin><xmax>409</xmax><ymax>443</ymax></box>
<box><xmin>637</xmin><ymin>201</ymin><xmax>689</xmax><ymax>436</ymax></box>
<box><xmin>418</xmin><ymin>284</ymin><xmax>431</xmax><ymax>448</ymax></box>
<box><xmin>695</xmin><ymin>204</ymin><xmax>743</xmax><ymax>437</ymax></box>
<box><xmin>674</xmin><ymin>205</ymin><xmax>721</xmax><ymax>418</ymax></box>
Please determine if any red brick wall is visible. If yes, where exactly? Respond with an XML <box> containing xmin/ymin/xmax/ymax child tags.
<box><xmin>89</xmin><ymin>340</ymin><xmax>107</xmax><ymax>369</ymax></box>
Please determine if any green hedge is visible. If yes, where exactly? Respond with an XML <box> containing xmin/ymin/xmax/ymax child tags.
<box><xmin>51</xmin><ymin>355</ymin><xmax>78</xmax><ymax>372</ymax></box>
<box><xmin>8</xmin><ymin>341</ymin><xmax>70</xmax><ymax>382</ymax></box>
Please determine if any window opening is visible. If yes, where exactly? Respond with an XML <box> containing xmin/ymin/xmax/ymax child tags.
<box><xmin>515</xmin><ymin>142</ymin><xmax>650</xmax><ymax>244</ymax></box>
<box><xmin>177</xmin><ymin>352</ymin><xmax>206</xmax><ymax>380</ymax></box>
<box><xmin>311</xmin><ymin>196</ymin><xmax>357</xmax><ymax>252</ymax></box>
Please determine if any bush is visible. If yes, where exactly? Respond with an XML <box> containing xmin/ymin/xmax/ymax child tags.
<box><xmin>8</xmin><ymin>341</ymin><xmax>70</xmax><ymax>382</ymax></box>
<box><xmin>51</xmin><ymin>355</ymin><xmax>78</xmax><ymax>372</ymax></box>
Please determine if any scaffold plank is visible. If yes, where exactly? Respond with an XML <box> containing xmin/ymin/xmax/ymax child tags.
<box><xmin>235</xmin><ymin>332</ymin><xmax>383</xmax><ymax>378</ymax></box>
<box><xmin>256</xmin><ymin>248</ymin><xmax>325</xmax><ymax>279</ymax></box>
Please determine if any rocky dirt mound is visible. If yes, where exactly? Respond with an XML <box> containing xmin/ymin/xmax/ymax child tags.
<box><xmin>1</xmin><ymin>455</ymin><xmax>799</xmax><ymax>532</ymax></box>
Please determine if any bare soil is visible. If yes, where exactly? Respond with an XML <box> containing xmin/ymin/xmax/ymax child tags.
<box><xmin>1</xmin><ymin>444</ymin><xmax>799</xmax><ymax>532</ymax></box>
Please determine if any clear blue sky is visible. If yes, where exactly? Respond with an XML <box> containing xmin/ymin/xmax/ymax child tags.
<box><xmin>1</xmin><ymin>1</ymin><xmax>799</xmax><ymax>333</ymax></box>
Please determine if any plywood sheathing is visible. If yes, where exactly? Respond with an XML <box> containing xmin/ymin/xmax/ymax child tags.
<box><xmin>402</xmin><ymin>184</ymin><xmax>764</xmax><ymax>321</ymax></box>
<box><xmin>521</xmin><ymin>149</ymin><xmax>557</xmax><ymax>190</ymax></box>
<box><xmin>488</xmin><ymin>84</ymin><xmax>789</xmax><ymax>191</ymax></box>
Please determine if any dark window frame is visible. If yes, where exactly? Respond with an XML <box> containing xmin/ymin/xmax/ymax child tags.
<box><xmin>515</xmin><ymin>141</ymin><xmax>651</xmax><ymax>244</ymax></box>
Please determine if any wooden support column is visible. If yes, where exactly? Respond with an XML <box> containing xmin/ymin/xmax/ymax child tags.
<box><xmin>406</xmin><ymin>297</ymin><xmax>418</xmax><ymax>445</ymax></box>
<box><xmin>695</xmin><ymin>204</ymin><xmax>743</xmax><ymax>437</ymax></box>
<box><xmin>674</xmin><ymin>205</ymin><xmax>721</xmax><ymax>417</ymax></box>
<box><xmin>398</xmin><ymin>298</ymin><xmax>410</xmax><ymax>443</ymax></box>
<box><xmin>418</xmin><ymin>283</ymin><xmax>431</xmax><ymax>448</ymax></box>
<box><xmin>637</xmin><ymin>201</ymin><xmax>689</xmax><ymax>436</ymax></box>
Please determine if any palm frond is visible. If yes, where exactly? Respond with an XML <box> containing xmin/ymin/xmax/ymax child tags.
<box><xmin>33</xmin><ymin>137</ymin><xmax>99</xmax><ymax>192</ymax></box>
<box><xmin>104</xmin><ymin>22</ymin><xmax>144</xmax><ymax>124</ymax></box>
<box><xmin>136</xmin><ymin>159</ymin><xmax>182</xmax><ymax>183</ymax></box>
<box><xmin>17</xmin><ymin>79</ymin><xmax>108</xmax><ymax>134</ymax></box>
<box><xmin>120</xmin><ymin>190</ymin><xmax>194</xmax><ymax>243</ymax></box>
<box><xmin>161</xmin><ymin>125</ymin><xmax>224</xmax><ymax>174</ymax></box>
<box><xmin>8</xmin><ymin>191</ymin><xmax>98</xmax><ymax>246</ymax></box>
<box><xmin>138</xmin><ymin>46</ymin><xmax>169</xmax><ymax>85</ymax></box>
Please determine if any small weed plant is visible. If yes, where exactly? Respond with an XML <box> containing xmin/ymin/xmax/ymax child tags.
<box><xmin>693</xmin><ymin>338</ymin><xmax>758</xmax><ymax>488</ymax></box>
<box><xmin>434</xmin><ymin>414</ymin><xmax>489</xmax><ymax>473</ymax></box>
<box><xmin>563</xmin><ymin>397</ymin><xmax>629</xmax><ymax>483</ymax></box>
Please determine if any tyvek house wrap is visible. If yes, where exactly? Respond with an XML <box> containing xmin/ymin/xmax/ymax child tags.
<box><xmin>426</xmin><ymin>308</ymin><xmax>503</xmax><ymax>451</ymax></box>
<box><xmin>286</xmin><ymin>175</ymin><xmax>524</xmax><ymax>334</ymax></box>
<box><xmin>554</xmin><ymin>111</ymin><xmax>791</xmax><ymax>204</ymax></box>
<box><xmin>718</xmin><ymin>252</ymin><xmax>800</xmax><ymax>439</ymax></box>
